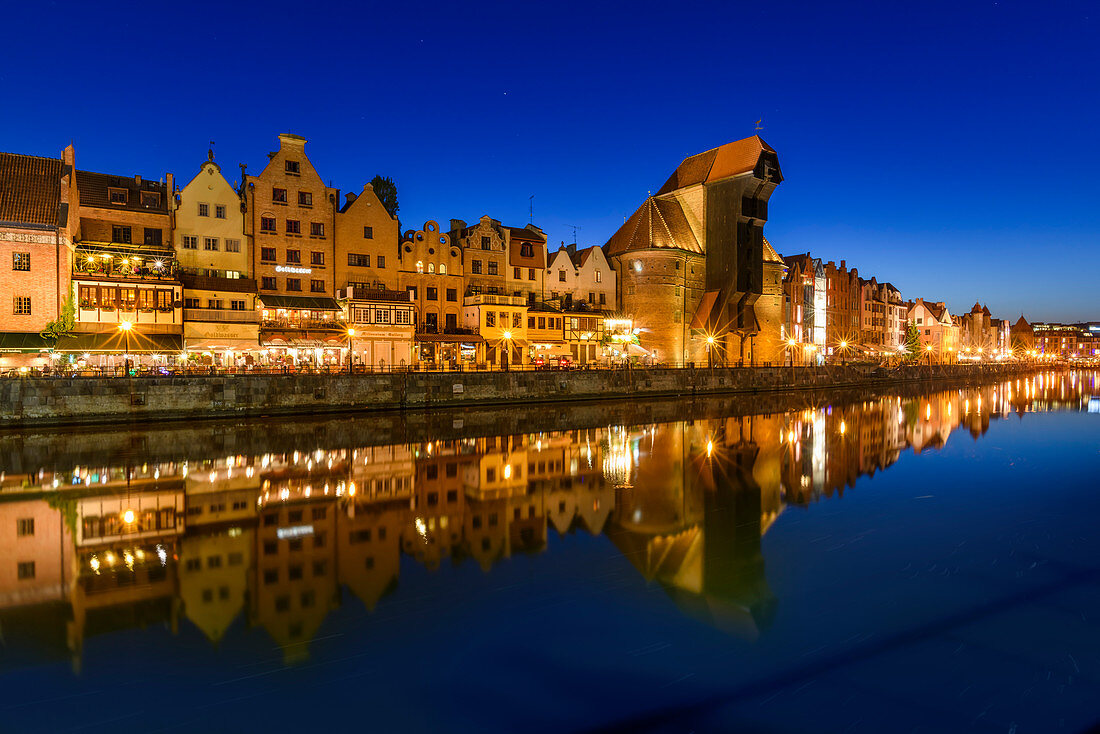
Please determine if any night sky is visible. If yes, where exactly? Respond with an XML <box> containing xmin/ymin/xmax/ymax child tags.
<box><xmin>1</xmin><ymin>1</ymin><xmax>1096</xmax><ymax>321</ymax></box>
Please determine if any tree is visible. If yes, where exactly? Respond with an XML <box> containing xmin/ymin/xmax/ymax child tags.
<box><xmin>903</xmin><ymin>320</ymin><xmax>922</xmax><ymax>362</ymax></box>
<box><xmin>370</xmin><ymin>175</ymin><xmax>399</xmax><ymax>220</ymax></box>
<box><xmin>40</xmin><ymin>294</ymin><xmax>76</xmax><ymax>342</ymax></box>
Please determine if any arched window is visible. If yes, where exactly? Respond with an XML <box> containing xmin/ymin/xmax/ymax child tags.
<box><xmin>428</xmin><ymin>263</ymin><xmax>435</xmax><ymax>274</ymax></box>
<box><xmin>416</xmin><ymin>261</ymin><xmax>423</xmax><ymax>273</ymax></box>
<box><xmin>439</xmin><ymin>263</ymin><xmax>447</xmax><ymax>275</ymax></box>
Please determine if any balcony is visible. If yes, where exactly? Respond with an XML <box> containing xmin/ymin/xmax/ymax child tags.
<box><xmin>179</xmin><ymin>273</ymin><xmax>258</xmax><ymax>293</ymax></box>
<box><xmin>261</xmin><ymin>318</ymin><xmax>345</xmax><ymax>331</ymax></box>
<box><xmin>464</xmin><ymin>293</ymin><xmax>527</xmax><ymax>307</ymax></box>
<box><xmin>345</xmin><ymin>287</ymin><xmax>412</xmax><ymax>304</ymax></box>
<box><xmin>416</xmin><ymin>325</ymin><xmax>480</xmax><ymax>337</ymax></box>
<box><xmin>183</xmin><ymin>308</ymin><xmax>259</xmax><ymax>324</ymax></box>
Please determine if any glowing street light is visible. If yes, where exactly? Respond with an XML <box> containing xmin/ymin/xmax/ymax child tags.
<box><xmin>119</xmin><ymin>320</ymin><xmax>134</xmax><ymax>375</ymax></box>
<box><xmin>347</xmin><ymin>327</ymin><xmax>356</xmax><ymax>374</ymax></box>
<box><xmin>122</xmin><ymin>508</ymin><xmax>135</xmax><ymax>525</ymax></box>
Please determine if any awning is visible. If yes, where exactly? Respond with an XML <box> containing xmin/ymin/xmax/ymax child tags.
<box><xmin>690</xmin><ymin>290</ymin><xmax>720</xmax><ymax>330</ymax></box>
<box><xmin>258</xmin><ymin>294</ymin><xmax>342</xmax><ymax>310</ymax></box>
<box><xmin>415</xmin><ymin>333</ymin><xmax>485</xmax><ymax>343</ymax></box>
<box><xmin>0</xmin><ymin>332</ymin><xmax>55</xmax><ymax>353</ymax></box>
<box><xmin>624</xmin><ymin>343</ymin><xmax>650</xmax><ymax>357</ymax></box>
<box><xmin>56</xmin><ymin>332</ymin><xmax>184</xmax><ymax>354</ymax></box>
<box><xmin>183</xmin><ymin>337</ymin><xmax>262</xmax><ymax>351</ymax></box>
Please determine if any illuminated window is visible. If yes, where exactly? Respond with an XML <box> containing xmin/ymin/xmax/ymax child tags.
<box><xmin>416</xmin><ymin>261</ymin><xmax>424</xmax><ymax>273</ymax></box>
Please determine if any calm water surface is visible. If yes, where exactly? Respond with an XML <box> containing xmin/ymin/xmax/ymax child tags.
<box><xmin>2</xmin><ymin>372</ymin><xmax>1099</xmax><ymax>733</ymax></box>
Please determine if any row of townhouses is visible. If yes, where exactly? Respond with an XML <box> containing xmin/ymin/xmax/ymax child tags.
<box><xmin>1</xmin><ymin>133</ymin><xmax>1090</xmax><ymax>372</ymax></box>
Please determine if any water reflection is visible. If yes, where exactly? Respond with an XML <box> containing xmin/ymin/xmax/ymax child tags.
<box><xmin>0</xmin><ymin>371</ymin><xmax>1096</xmax><ymax>672</ymax></box>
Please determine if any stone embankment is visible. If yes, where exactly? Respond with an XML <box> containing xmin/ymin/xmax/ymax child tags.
<box><xmin>0</xmin><ymin>363</ymin><xmax>1053</xmax><ymax>428</ymax></box>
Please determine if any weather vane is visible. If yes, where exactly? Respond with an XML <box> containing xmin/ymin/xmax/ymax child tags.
<box><xmin>755</xmin><ymin>119</ymin><xmax>763</xmax><ymax>131</ymax></box>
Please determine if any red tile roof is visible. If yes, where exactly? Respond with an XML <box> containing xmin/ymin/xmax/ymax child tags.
<box><xmin>605</xmin><ymin>197</ymin><xmax>702</xmax><ymax>257</ymax></box>
<box><xmin>656</xmin><ymin>135</ymin><xmax>775</xmax><ymax>195</ymax></box>
<box><xmin>0</xmin><ymin>152</ymin><xmax>63</xmax><ymax>227</ymax></box>
<box><xmin>762</xmin><ymin>237</ymin><xmax>784</xmax><ymax>265</ymax></box>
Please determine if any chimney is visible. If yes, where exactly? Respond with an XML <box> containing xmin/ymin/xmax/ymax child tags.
<box><xmin>840</xmin><ymin>259</ymin><xmax>846</xmax><ymax>270</ymax></box>
<box><xmin>345</xmin><ymin>192</ymin><xmax>358</xmax><ymax>205</ymax></box>
<box><xmin>134</xmin><ymin>174</ymin><xmax>142</xmax><ymax>187</ymax></box>
<box><xmin>450</xmin><ymin>219</ymin><xmax>466</xmax><ymax>231</ymax></box>
<box><xmin>166</xmin><ymin>172</ymin><xmax>174</xmax><ymax>193</ymax></box>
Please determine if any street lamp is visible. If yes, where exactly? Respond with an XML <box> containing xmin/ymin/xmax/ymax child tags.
<box><xmin>706</xmin><ymin>334</ymin><xmax>716</xmax><ymax>369</ymax></box>
<box><xmin>925</xmin><ymin>343</ymin><xmax>934</xmax><ymax>365</ymax></box>
<box><xmin>502</xmin><ymin>330</ymin><xmax>513</xmax><ymax>371</ymax></box>
<box><xmin>347</xmin><ymin>327</ymin><xmax>356</xmax><ymax>374</ymax></box>
<box><xmin>118</xmin><ymin>320</ymin><xmax>133</xmax><ymax>375</ymax></box>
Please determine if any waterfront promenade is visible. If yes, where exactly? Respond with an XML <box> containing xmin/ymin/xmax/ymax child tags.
<box><xmin>0</xmin><ymin>362</ymin><xmax>1053</xmax><ymax>428</ymax></box>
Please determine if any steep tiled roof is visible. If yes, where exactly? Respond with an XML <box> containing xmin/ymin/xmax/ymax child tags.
<box><xmin>506</xmin><ymin>225</ymin><xmax>545</xmax><ymax>242</ymax></box>
<box><xmin>656</xmin><ymin>135</ymin><xmax>775</xmax><ymax>195</ymax></box>
<box><xmin>926</xmin><ymin>302</ymin><xmax>947</xmax><ymax>321</ymax></box>
<box><xmin>762</xmin><ymin>237</ymin><xmax>784</xmax><ymax>265</ymax></box>
<box><xmin>576</xmin><ymin>246</ymin><xmax>599</xmax><ymax>268</ymax></box>
<box><xmin>75</xmin><ymin>170</ymin><xmax>169</xmax><ymax>214</ymax></box>
<box><xmin>0</xmin><ymin>152</ymin><xmax>62</xmax><ymax>227</ymax></box>
<box><xmin>605</xmin><ymin>197</ymin><xmax>702</xmax><ymax>257</ymax></box>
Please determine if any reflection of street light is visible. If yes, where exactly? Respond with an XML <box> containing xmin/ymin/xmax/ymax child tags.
<box><xmin>122</xmin><ymin>509</ymin><xmax>135</xmax><ymax>525</ymax></box>
<box><xmin>119</xmin><ymin>320</ymin><xmax>133</xmax><ymax>375</ymax></box>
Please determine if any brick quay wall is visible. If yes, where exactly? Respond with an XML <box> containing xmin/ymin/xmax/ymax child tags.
<box><xmin>0</xmin><ymin>363</ymin><xmax>1052</xmax><ymax>429</ymax></box>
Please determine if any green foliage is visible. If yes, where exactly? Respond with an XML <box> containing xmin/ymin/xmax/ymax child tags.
<box><xmin>904</xmin><ymin>320</ymin><xmax>922</xmax><ymax>362</ymax></box>
<box><xmin>370</xmin><ymin>175</ymin><xmax>400</xmax><ymax>220</ymax></box>
<box><xmin>40</xmin><ymin>294</ymin><xmax>76</xmax><ymax>341</ymax></box>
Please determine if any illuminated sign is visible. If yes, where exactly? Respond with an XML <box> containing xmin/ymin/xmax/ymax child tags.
<box><xmin>275</xmin><ymin>265</ymin><xmax>312</xmax><ymax>274</ymax></box>
<box><xmin>276</xmin><ymin>524</ymin><xmax>314</xmax><ymax>539</ymax></box>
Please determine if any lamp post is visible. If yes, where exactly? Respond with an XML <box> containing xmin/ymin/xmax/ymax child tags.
<box><xmin>839</xmin><ymin>340</ymin><xmax>848</xmax><ymax>367</ymax></box>
<box><xmin>706</xmin><ymin>334</ymin><xmax>715</xmax><ymax>370</ymax></box>
<box><xmin>347</xmin><ymin>328</ymin><xmax>356</xmax><ymax>374</ymax></box>
<box><xmin>118</xmin><ymin>320</ymin><xmax>133</xmax><ymax>376</ymax></box>
<box><xmin>925</xmin><ymin>343</ymin><xmax>934</xmax><ymax>366</ymax></box>
<box><xmin>502</xmin><ymin>330</ymin><xmax>512</xmax><ymax>372</ymax></box>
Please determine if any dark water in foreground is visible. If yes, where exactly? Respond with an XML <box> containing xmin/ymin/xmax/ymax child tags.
<box><xmin>1</xmin><ymin>372</ymin><xmax>1099</xmax><ymax>733</ymax></box>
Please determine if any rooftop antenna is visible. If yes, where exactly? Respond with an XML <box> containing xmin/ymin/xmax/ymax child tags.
<box><xmin>529</xmin><ymin>195</ymin><xmax>534</xmax><ymax>224</ymax></box>
<box><xmin>754</xmin><ymin>118</ymin><xmax>764</xmax><ymax>131</ymax></box>
<box><xmin>567</xmin><ymin>225</ymin><xmax>580</xmax><ymax>245</ymax></box>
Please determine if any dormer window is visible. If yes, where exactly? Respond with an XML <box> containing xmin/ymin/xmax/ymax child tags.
<box><xmin>141</xmin><ymin>191</ymin><xmax>160</xmax><ymax>207</ymax></box>
<box><xmin>108</xmin><ymin>188</ymin><xmax>128</xmax><ymax>204</ymax></box>
<box><xmin>520</xmin><ymin>243</ymin><xmax>533</xmax><ymax>258</ymax></box>
<box><xmin>285</xmin><ymin>160</ymin><xmax>300</xmax><ymax>175</ymax></box>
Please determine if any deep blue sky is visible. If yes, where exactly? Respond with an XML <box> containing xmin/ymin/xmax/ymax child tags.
<box><xmin>2</xmin><ymin>1</ymin><xmax>1096</xmax><ymax>321</ymax></box>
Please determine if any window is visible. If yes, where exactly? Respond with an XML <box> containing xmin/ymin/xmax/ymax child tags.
<box><xmin>375</xmin><ymin>309</ymin><xmax>390</xmax><ymax>324</ymax></box>
<box><xmin>428</xmin><ymin>263</ymin><xmax>435</xmax><ymax>274</ymax></box>
<box><xmin>486</xmin><ymin>311</ymin><xmax>495</xmax><ymax>327</ymax></box>
<box><xmin>558</xmin><ymin>270</ymin><xmax>566</xmax><ymax>282</ymax></box>
<box><xmin>206</xmin><ymin>298</ymin><xmax>223</xmax><ymax>310</ymax></box>
<box><xmin>260</xmin><ymin>216</ymin><xmax>277</xmax><ymax>233</ymax></box>
<box><xmin>108</xmin><ymin>188</ymin><xmax>128</xmax><ymax>204</ymax></box>
<box><xmin>261</xmin><ymin>247</ymin><xmax>277</xmax><ymax>261</ymax></box>
<box><xmin>310</xmin><ymin>222</ymin><xmax>324</xmax><ymax>237</ymax></box>
<box><xmin>426</xmin><ymin>287</ymin><xmax>438</xmax><ymax>301</ymax></box>
<box><xmin>230</xmin><ymin>299</ymin><xmax>245</xmax><ymax>310</ymax></box>
<box><xmin>198</xmin><ymin>202</ymin><xmax>210</xmax><ymax>216</ymax></box>
<box><xmin>285</xmin><ymin>160</ymin><xmax>300</xmax><ymax>174</ymax></box>
<box><xmin>287</xmin><ymin>278</ymin><xmax>301</xmax><ymax>291</ymax></box>
<box><xmin>225</xmin><ymin>239</ymin><xmax>241</xmax><ymax>253</ymax></box>
<box><xmin>520</xmin><ymin>243</ymin><xmax>534</xmax><ymax>257</ymax></box>
<box><xmin>599</xmin><ymin>293</ymin><xmax>606</xmax><ymax>305</ymax></box>
<box><xmin>272</xmin><ymin>188</ymin><xmax>288</xmax><ymax>203</ymax></box>
<box><xmin>145</xmin><ymin>228</ymin><xmax>162</xmax><ymax>247</ymax></box>
<box><xmin>363</xmin><ymin>226</ymin><xmax>373</xmax><ymax>239</ymax></box>
<box><xmin>471</xmin><ymin>260</ymin><xmax>482</xmax><ymax>274</ymax></box>
<box><xmin>215</xmin><ymin>204</ymin><xmax>226</xmax><ymax>219</ymax></box>
<box><xmin>182</xmin><ymin>236</ymin><xmax>198</xmax><ymax>250</ymax></box>
<box><xmin>446</xmin><ymin>288</ymin><xmax>456</xmax><ymax>302</ymax></box>
<box><xmin>512</xmin><ymin>312</ymin><xmax>521</xmax><ymax>328</ymax></box>
<box><xmin>528</xmin><ymin>316</ymin><xmax>535</xmax><ymax>328</ymax></box>
<box><xmin>17</xmin><ymin>562</ymin><xmax>35</xmax><ymax>580</ymax></box>
<box><xmin>595</xmin><ymin>269</ymin><xmax>602</xmax><ymax>283</ymax></box>
<box><xmin>286</xmin><ymin>249</ymin><xmax>301</xmax><ymax>264</ymax></box>
<box><xmin>513</xmin><ymin>267</ymin><xmax>521</xmax><ymax>279</ymax></box>
<box><xmin>298</xmin><ymin>191</ymin><xmax>312</xmax><ymax>206</ymax></box>
<box><xmin>14</xmin><ymin>296</ymin><xmax>31</xmax><ymax>315</ymax></box>
<box><xmin>17</xmin><ymin>518</ymin><xmax>34</xmax><ymax>536</ymax></box>
<box><xmin>376</xmin><ymin>255</ymin><xmax>385</xmax><ymax>268</ymax></box>
<box><xmin>395</xmin><ymin>309</ymin><xmax>411</xmax><ymax>324</ymax></box>
<box><xmin>349</xmin><ymin>253</ymin><xmax>370</xmax><ymax>267</ymax></box>
<box><xmin>261</xmin><ymin>276</ymin><xmax>277</xmax><ymax>290</ymax></box>
<box><xmin>204</xmin><ymin>237</ymin><xmax>219</xmax><ymax>251</ymax></box>
<box><xmin>488</xmin><ymin>261</ymin><xmax>498</xmax><ymax>276</ymax></box>
<box><xmin>528</xmin><ymin>268</ymin><xmax>535</xmax><ymax>281</ymax></box>
<box><xmin>310</xmin><ymin>279</ymin><xmax>325</xmax><ymax>293</ymax></box>
<box><xmin>311</xmin><ymin>251</ymin><xmax>324</xmax><ymax>266</ymax></box>
<box><xmin>406</xmin><ymin>286</ymin><xmax>417</xmax><ymax>300</ymax></box>
<box><xmin>13</xmin><ymin>253</ymin><xmax>30</xmax><ymax>271</ymax></box>
<box><xmin>112</xmin><ymin>225</ymin><xmax>132</xmax><ymax>244</ymax></box>
<box><xmin>481</xmin><ymin>236</ymin><xmax>491</xmax><ymax>249</ymax></box>
<box><xmin>286</xmin><ymin>219</ymin><xmax>301</xmax><ymax>235</ymax></box>
<box><xmin>415</xmin><ymin>260</ymin><xmax>423</xmax><ymax>274</ymax></box>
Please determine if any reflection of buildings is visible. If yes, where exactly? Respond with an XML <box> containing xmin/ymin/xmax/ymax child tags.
<box><xmin>2</xmin><ymin>372</ymin><xmax>1091</xmax><ymax>668</ymax></box>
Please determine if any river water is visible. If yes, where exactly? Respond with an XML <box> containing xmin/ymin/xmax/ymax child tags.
<box><xmin>1</xmin><ymin>371</ymin><xmax>1098</xmax><ymax>733</ymax></box>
